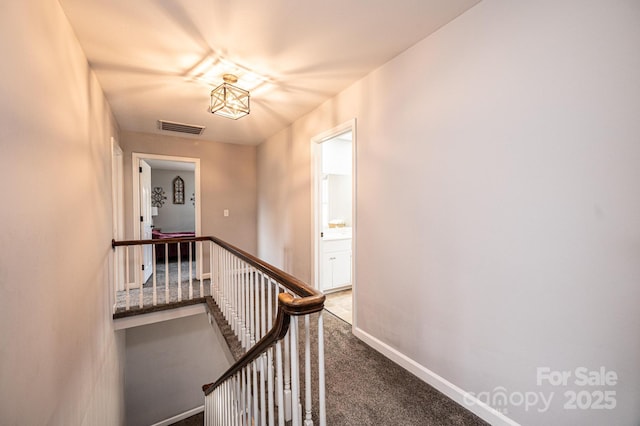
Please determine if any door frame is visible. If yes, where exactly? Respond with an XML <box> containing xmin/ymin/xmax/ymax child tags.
<box><xmin>111</xmin><ymin>137</ymin><xmax>125</xmax><ymax>297</ymax></box>
<box><xmin>131</xmin><ymin>153</ymin><xmax>202</xmax><ymax>276</ymax></box>
<box><xmin>311</xmin><ymin>119</ymin><xmax>357</xmax><ymax>325</ymax></box>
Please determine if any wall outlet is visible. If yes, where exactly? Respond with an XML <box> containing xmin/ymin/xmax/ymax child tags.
<box><xmin>224</xmin><ymin>209</ymin><xmax>229</xmax><ymax>217</ymax></box>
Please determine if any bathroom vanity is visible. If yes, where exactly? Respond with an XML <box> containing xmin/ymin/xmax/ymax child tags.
<box><xmin>321</xmin><ymin>227</ymin><xmax>352</xmax><ymax>291</ymax></box>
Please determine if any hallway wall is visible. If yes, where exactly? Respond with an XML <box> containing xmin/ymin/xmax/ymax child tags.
<box><xmin>0</xmin><ymin>1</ymin><xmax>125</xmax><ymax>424</ymax></box>
<box><xmin>257</xmin><ymin>1</ymin><xmax>640</xmax><ymax>424</ymax></box>
<box><xmin>121</xmin><ymin>131</ymin><xmax>258</xmax><ymax>254</ymax></box>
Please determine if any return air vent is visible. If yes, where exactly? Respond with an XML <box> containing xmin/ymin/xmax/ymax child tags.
<box><xmin>157</xmin><ymin>120</ymin><xmax>205</xmax><ymax>136</ymax></box>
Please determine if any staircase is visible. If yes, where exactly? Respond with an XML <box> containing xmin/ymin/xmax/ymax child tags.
<box><xmin>113</xmin><ymin>235</ymin><xmax>326</xmax><ymax>425</ymax></box>
<box><xmin>113</xmin><ymin>236</ymin><xmax>487</xmax><ymax>426</ymax></box>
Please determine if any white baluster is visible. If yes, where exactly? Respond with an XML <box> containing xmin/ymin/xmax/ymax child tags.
<box><xmin>113</xmin><ymin>246</ymin><xmax>119</xmax><ymax>313</ymax></box>
<box><xmin>318</xmin><ymin>311</ymin><xmax>326</xmax><ymax>426</ymax></box>
<box><xmin>290</xmin><ymin>317</ymin><xmax>300</xmax><ymax>426</ymax></box>
<box><xmin>220</xmin><ymin>248</ymin><xmax>231</xmax><ymax>325</ymax></box>
<box><xmin>235</xmin><ymin>374</ymin><xmax>241</xmax><ymax>426</ymax></box>
<box><xmin>244</xmin><ymin>263</ymin><xmax>251</xmax><ymax>347</ymax></box>
<box><xmin>177</xmin><ymin>243</ymin><xmax>182</xmax><ymax>301</ymax></box>
<box><xmin>249</xmin><ymin>268</ymin><xmax>255</xmax><ymax>346</ymax></box>
<box><xmin>230</xmin><ymin>255</ymin><xmax>236</xmax><ymax>334</ymax></box>
<box><xmin>209</xmin><ymin>241</ymin><xmax>220</xmax><ymax>298</ymax></box>
<box><xmin>125</xmin><ymin>246</ymin><xmax>130</xmax><ymax>310</ymax></box>
<box><xmin>138</xmin><ymin>245</ymin><xmax>143</xmax><ymax>308</ymax></box>
<box><xmin>215</xmin><ymin>387</ymin><xmax>220</xmax><ymax>426</ymax></box>
<box><xmin>189</xmin><ymin>242</ymin><xmax>193</xmax><ymax>299</ymax></box>
<box><xmin>260</xmin><ymin>272</ymin><xmax>266</xmax><ymax>340</ymax></box>
<box><xmin>304</xmin><ymin>315</ymin><xmax>313</xmax><ymax>425</ymax></box>
<box><xmin>225</xmin><ymin>381</ymin><xmax>230</xmax><ymax>426</ymax></box>
<box><xmin>259</xmin><ymin>353</ymin><xmax>267</xmax><ymax>426</ymax></box>
<box><xmin>252</xmin><ymin>359</ymin><xmax>259</xmax><ymax>425</ymax></box>
<box><xmin>274</xmin><ymin>343</ymin><xmax>283</xmax><ymax>426</ymax></box>
<box><xmin>164</xmin><ymin>244</ymin><xmax>169</xmax><ymax>304</ymax></box>
<box><xmin>208</xmin><ymin>390</ymin><xmax>213</xmax><ymax>426</ymax></box>
<box><xmin>234</xmin><ymin>256</ymin><xmax>239</xmax><ymax>337</ymax></box>
<box><xmin>199</xmin><ymin>241</ymin><xmax>204</xmax><ymax>297</ymax></box>
<box><xmin>240</xmin><ymin>369</ymin><xmax>246</xmax><ymax>426</ymax></box>
<box><xmin>240</xmin><ymin>260</ymin><xmax>246</xmax><ymax>348</ymax></box>
<box><xmin>246</xmin><ymin>364</ymin><xmax>252</xmax><ymax>425</ymax></box>
<box><xmin>227</xmin><ymin>251</ymin><xmax>232</xmax><ymax>326</ymax></box>
<box><xmin>152</xmin><ymin>244</ymin><xmax>157</xmax><ymax>305</ymax></box>
<box><xmin>284</xmin><ymin>311</ymin><xmax>292</xmax><ymax>421</ymax></box>
<box><xmin>245</xmin><ymin>365</ymin><xmax>251</xmax><ymax>426</ymax></box>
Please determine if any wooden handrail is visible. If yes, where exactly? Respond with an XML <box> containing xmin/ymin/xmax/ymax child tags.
<box><xmin>112</xmin><ymin>236</ymin><xmax>324</xmax><ymax>302</ymax></box>
<box><xmin>112</xmin><ymin>236</ymin><xmax>209</xmax><ymax>247</ymax></box>
<box><xmin>202</xmin><ymin>293</ymin><xmax>299</xmax><ymax>395</ymax></box>
<box><xmin>111</xmin><ymin>235</ymin><xmax>326</xmax><ymax>395</ymax></box>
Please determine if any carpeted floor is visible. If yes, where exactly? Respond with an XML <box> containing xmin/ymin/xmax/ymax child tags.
<box><xmin>114</xmin><ymin>260</ymin><xmax>211</xmax><ymax>313</ymax></box>
<box><xmin>144</xmin><ymin>261</ymin><xmax>487</xmax><ymax>425</ymax></box>
<box><xmin>285</xmin><ymin>310</ymin><xmax>485</xmax><ymax>426</ymax></box>
<box><xmin>318</xmin><ymin>310</ymin><xmax>487</xmax><ymax>425</ymax></box>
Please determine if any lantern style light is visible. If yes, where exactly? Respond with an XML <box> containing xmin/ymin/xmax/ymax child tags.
<box><xmin>210</xmin><ymin>74</ymin><xmax>250</xmax><ymax>120</ymax></box>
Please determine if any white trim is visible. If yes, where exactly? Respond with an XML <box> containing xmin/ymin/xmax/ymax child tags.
<box><xmin>149</xmin><ymin>405</ymin><xmax>204</xmax><ymax>426</ymax></box>
<box><xmin>131</xmin><ymin>152</ymin><xmax>202</xmax><ymax>239</ymax></box>
<box><xmin>111</xmin><ymin>137</ymin><xmax>125</xmax><ymax>299</ymax></box>
<box><xmin>310</xmin><ymin>119</ymin><xmax>357</xmax><ymax>329</ymax></box>
<box><xmin>352</xmin><ymin>326</ymin><xmax>520</xmax><ymax>426</ymax></box>
<box><xmin>114</xmin><ymin>303</ymin><xmax>206</xmax><ymax>330</ymax></box>
<box><xmin>131</xmin><ymin>152</ymin><xmax>203</xmax><ymax>277</ymax></box>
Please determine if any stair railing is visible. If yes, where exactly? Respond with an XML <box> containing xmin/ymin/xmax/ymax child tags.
<box><xmin>111</xmin><ymin>236</ymin><xmax>326</xmax><ymax>425</ymax></box>
<box><xmin>203</xmin><ymin>236</ymin><xmax>326</xmax><ymax>426</ymax></box>
<box><xmin>112</xmin><ymin>236</ymin><xmax>212</xmax><ymax>314</ymax></box>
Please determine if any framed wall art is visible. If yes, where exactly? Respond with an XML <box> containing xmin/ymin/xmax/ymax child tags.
<box><xmin>173</xmin><ymin>176</ymin><xmax>185</xmax><ymax>204</ymax></box>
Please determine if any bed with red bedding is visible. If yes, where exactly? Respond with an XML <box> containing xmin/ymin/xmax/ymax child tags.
<box><xmin>152</xmin><ymin>229</ymin><xmax>196</xmax><ymax>260</ymax></box>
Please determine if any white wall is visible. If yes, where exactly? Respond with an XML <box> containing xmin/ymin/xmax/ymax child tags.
<box><xmin>0</xmin><ymin>1</ymin><xmax>124</xmax><ymax>424</ymax></box>
<box><xmin>257</xmin><ymin>1</ymin><xmax>640</xmax><ymax>424</ymax></box>
<box><xmin>125</xmin><ymin>314</ymin><xmax>233</xmax><ymax>425</ymax></box>
<box><xmin>151</xmin><ymin>169</ymin><xmax>196</xmax><ymax>232</ymax></box>
<box><xmin>327</xmin><ymin>175</ymin><xmax>352</xmax><ymax>228</ymax></box>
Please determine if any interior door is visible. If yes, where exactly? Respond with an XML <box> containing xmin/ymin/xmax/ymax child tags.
<box><xmin>139</xmin><ymin>159</ymin><xmax>153</xmax><ymax>283</ymax></box>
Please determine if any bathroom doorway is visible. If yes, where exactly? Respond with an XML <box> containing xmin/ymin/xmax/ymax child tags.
<box><xmin>312</xmin><ymin>119</ymin><xmax>356</xmax><ymax>325</ymax></box>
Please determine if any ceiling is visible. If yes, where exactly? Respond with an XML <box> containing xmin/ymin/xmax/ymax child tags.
<box><xmin>59</xmin><ymin>0</ymin><xmax>480</xmax><ymax>146</ymax></box>
<box><xmin>144</xmin><ymin>158</ymin><xmax>195</xmax><ymax>172</ymax></box>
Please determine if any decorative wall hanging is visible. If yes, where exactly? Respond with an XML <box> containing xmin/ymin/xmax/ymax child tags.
<box><xmin>151</xmin><ymin>187</ymin><xmax>167</xmax><ymax>207</ymax></box>
<box><xmin>173</xmin><ymin>176</ymin><xmax>185</xmax><ymax>204</ymax></box>
<box><xmin>190</xmin><ymin>193</ymin><xmax>196</xmax><ymax>207</ymax></box>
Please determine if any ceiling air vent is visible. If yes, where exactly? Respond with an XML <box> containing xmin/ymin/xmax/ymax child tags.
<box><xmin>158</xmin><ymin>120</ymin><xmax>205</xmax><ymax>136</ymax></box>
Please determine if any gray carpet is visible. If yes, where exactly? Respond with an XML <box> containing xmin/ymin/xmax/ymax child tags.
<box><xmin>318</xmin><ymin>311</ymin><xmax>487</xmax><ymax>425</ymax></box>
<box><xmin>114</xmin><ymin>260</ymin><xmax>211</xmax><ymax>313</ymax></box>
<box><xmin>202</xmin><ymin>299</ymin><xmax>487</xmax><ymax>426</ymax></box>
<box><xmin>133</xmin><ymin>262</ymin><xmax>488</xmax><ymax>425</ymax></box>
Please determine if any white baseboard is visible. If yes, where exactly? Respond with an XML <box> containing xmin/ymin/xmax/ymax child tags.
<box><xmin>201</xmin><ymin>272</ymin><xmax>211</xmax><ymax>280</ymax></box>
<box><xmin>352</xmin><ymin>326</ymin><xmax>520</xmax><ymax>426</ymax></box>
<box><xmin>150</xmin><ymin>405</ymin><xmax>204</xmax><ymax>426</ymax></box>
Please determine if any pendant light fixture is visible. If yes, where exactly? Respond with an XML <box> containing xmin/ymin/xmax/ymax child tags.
<box><xmin>210</xmin><ymin>74</ymin><xmax>250</xmax><ymax>120</ymax></box>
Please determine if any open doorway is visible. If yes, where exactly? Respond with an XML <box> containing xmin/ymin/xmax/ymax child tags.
<box><xmin>132</xmin><ymin>153</ymin><xmax>201</xmax><ymax>286</ymax></box>
<box><xmin>312</xmin><ymin>120</ymin><xmax>356</xmax><ymax>326</ymax></box>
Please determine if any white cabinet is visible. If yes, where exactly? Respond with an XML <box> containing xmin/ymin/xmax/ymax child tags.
<box><xmin>321</xmin><ymin>238</ymin><xmax>352</xmax><ymax>291</ymax></box>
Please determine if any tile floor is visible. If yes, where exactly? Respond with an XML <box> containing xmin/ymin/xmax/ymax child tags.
<box><xmin>324</xmin><ymin>288</ymin><xmax>352</xmax><ymax>324</ymax></box>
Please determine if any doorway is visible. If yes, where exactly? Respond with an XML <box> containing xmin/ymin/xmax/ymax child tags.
<box><xmin>312</xmin><ymin>119</ymin><xmax>356</xmax><ymax>325</ymax></box>
<box><xmin>132</xmin><ymin>153</ymin><xmax>201</xmax><ymax>285</ymax></box>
